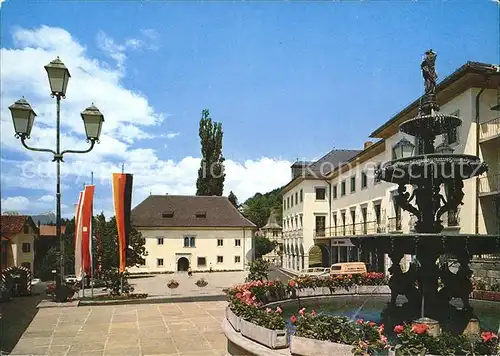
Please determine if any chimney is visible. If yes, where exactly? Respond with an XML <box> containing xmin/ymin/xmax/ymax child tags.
<box><xmin>364</xmin><ymin>141</ymin><xmax>374</xmax><ymax>149</ymax></box>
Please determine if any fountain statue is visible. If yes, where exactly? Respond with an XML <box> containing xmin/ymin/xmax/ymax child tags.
<box><xmin>356</xmin><ymin>49</ymin><xmax>500</xmax><ymax>333</ymax></box>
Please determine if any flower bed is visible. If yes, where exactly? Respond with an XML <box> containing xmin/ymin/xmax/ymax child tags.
<box><xmin>473</xmin><ymin>290</ymin><xmax>500</xmax><ymax>302</ymax></box>
<box><xmin>224</xmin><ymin>274</ymin><xmax>499</xmax><ymax>356</ymax></box>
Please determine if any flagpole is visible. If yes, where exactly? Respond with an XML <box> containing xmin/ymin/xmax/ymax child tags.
<box><xmin>90</xmin><ymin>171</ymin><xmax>94</xmax><ymax>298</ymax></box>
<box><xmin>120</xmin><ymin>163</ymin><xmax>124</xmax><ymax>295</ymax></box>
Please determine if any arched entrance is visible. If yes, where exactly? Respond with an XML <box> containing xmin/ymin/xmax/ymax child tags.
<box><xmin>308</xmin><ymin>244</ymin><xmax>330</xmax><ymax>268</ymax></box>
<box><xmin>177</xmin><ymin>257</ymin><xmax>189</xmax><ymax>271</ymax></box>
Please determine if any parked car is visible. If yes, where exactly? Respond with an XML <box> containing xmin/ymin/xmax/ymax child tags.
<box><xmin>329</xmin><ymin>262</ymin><xmax>367</xmax><ymax>276</ymax></box>
<box><xmin>299</xmin><ymin>267</ymin><xmax>330</xmax><ymax>278</ymax></box>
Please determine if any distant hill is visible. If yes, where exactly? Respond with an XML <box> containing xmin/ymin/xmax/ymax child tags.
<box><xmin>241</xmin><ymin>186</ymin><xmax>284</xmax><ymax>229</ymax></box>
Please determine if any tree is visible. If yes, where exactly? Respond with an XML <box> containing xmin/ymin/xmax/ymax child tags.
<box><xmin>242</xmin><ymin>186</ymin><xmax>284</xmax><ymax>228</ymax></box>
<box><xmin>196</xmin><ymin>109</ymin><xmax>225</xmax><ymax>196</ymax></box>
<box><xmin>228</xmin><ymin>191</ymin><xmax>239</xmax><ymax>208</ymax></box>
<box><xmin>255</xmin><ymin>236</ymin><xmax>277</xmax><ymax>259</ymax></box>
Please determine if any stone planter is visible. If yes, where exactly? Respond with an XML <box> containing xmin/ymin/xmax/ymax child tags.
<box><xmin>290</xmin><ymin>335</ymin><xmax>353</xmax><ymax>355</ymax></box>
<box><xmin>472</xmin><ymin>290</ymin><xmax>500</xmax><ymax>302</ymax></box>
<box><xmin>357</xmin><ymin>285</ymin><xmax>391</xmax><ymax>294</ymax></box>
<box><xmin>240</xmin><ymin>319</ymin><xmax>288</xmax><ymax>349</ymax></box>
<box><xmin>225</xmin><ymin>307</ymin><xmax>241</xmax><ymax>332</ymax></box>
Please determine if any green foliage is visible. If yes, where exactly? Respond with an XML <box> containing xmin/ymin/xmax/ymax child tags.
<box><xmin>101</xmin><ymin>268</ymin><xmax>134</xmax><ymax>296</ymax></box>
<box><xmin>228</xmin><ymin>191</ymin><xmax>238</xmax><ymax>207</ymax></box>
<box><xmin>255</xmin><ymin>236</ymin><xmax>277</xmax><ymax>258</ymax></box>
<box><xmin>241</xmin><ymin>186</ymin><xmax>284</xmax><ymax>228</ymax></box>
<box><xmin>246</xmin><ymin>259</ymin><xmax>271</xmax><ymax>282</ymax></box>
<box><xmin>196</xmin><ymin>109</ymin><xmax>225</xmax><ymax>196</ymax></box>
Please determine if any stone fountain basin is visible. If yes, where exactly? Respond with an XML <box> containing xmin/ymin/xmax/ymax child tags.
<box><xmin>399</xmin><ymin>113</ymin><xmax>462</xmax><ymax>137</ymax></box>
<box><xmin>379</xmin><ymin>153</ymin><xmax>487</xmax><ymax>184</ymax></box>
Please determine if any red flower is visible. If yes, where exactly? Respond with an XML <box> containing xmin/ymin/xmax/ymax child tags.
<box><xmin>298</xmin><ymin>308</ymin><xmax>305</xmax><ymax>316</ymax></box>
<box><xmin>290</xmin><ymin>315</ymin><xmax>297</xmax><ymax>324</ymax></box>
<box><xmin>348</xmin><ymin>274</ymin><xmax>352</xmax><ymax>279</ymax></box>
<box><xmin>288</xmin><ymin>280</ymin><xmax>296</xmax><ymax>287</ymax></box>
<box><xmin>356</xmin><ymin>319</ymin><xmax>364</xmax><ymax>324</ymax></box>
<box><xmin>411</xmin><ymin>323</ymin><xmax>429</xmax><ymax>335</ymax></box>
<box><xmin>368</xmin><ymin>322</ymin><xmax>376</xmax><ymax>327</ymax></box>
<box><xmin>378</xmin><ymin>324</ymin><xmax>385</xmax><ymax>334</ymax></box>
<box><xmin>394</xmin><ymin>325</ymin><xmax>404</xmax><ymax>334</ymax></box>
<box><xmin>311</xmin><ymin>310</ymin><xmax>316</xmax><ymax>317</ymax></box>
<box><xmin>481</xmin><ymin>331</ymin><xmax>498</xmax><ymax>343</ymax></box>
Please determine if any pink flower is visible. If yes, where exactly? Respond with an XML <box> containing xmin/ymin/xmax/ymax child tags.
<box><xmin>394</xmin><ymin>325</ymin><xmax>404</xmax><ymax>334</ymax></box>
<box><xmin>288</xmin><ymin>280</ymin><xmax>296</xmax><ymax>287</ymax></box>
<box><xmin>380</xmin><ymin>335</ymin><xmax>388</xmax><ymax>344</ymax></box>
<box><xmin>356</xmin><ymin>319</ymin><xmax>364</xmax><ymax>324</ymax></box>
<box><xmin>265</xmin><ymin>308</ymin><xmax>272</xmax><ymax>313</ymax></box>
<box><xmin>411</xmin><ymin>323</ymin><xmax>429</xmax><ymax>335</ymax></box>
<box><xmin>368</xmin><ymin>321</ymin><xmax>376</xmax><ymax>327</ymax></box>
<box><xmin>276</xmin><ymin>306</ymin><xmax>282</xmax><ymax>314</ymax></box>
<box><xmin>481</xmin><ymin>331</ymin><xmax>498</xmax><ymax>343</ymax></box>
<box><xmin>290</xmin><ymin>315</ymin><xmax>297</xmax><ymax>324</ymax></box>
<box><xmin>378</xmin><ymin>324</ymin><xmax>384</xmax><ymax>334</ymax></box>
<box><xmin>299</xmin><ymin>308</ymin><xmax>305</xmax><ymax>316</ymax></box>
<box><xmin>311</xmin><ymin>310</ymin><xmax>316</xmax><ymax>317</ymax></box>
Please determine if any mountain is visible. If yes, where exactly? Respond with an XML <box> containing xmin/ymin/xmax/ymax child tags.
<box><xmin>32</xmin><ymin>212</ymin><xmax>56</xmax><ymax>225</ymax></box>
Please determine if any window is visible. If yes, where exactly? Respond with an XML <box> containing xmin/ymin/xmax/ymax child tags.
<box><xmin>291</xmin><ymin>195</ymin><xmax>294</xmax><ymax>207</ymax></box>
<box><xmin>217</xmin><ymin>256</ymin><xmax>223</xmax><ymax>263</ymax></box>
<box><xmin>333</xmin><ymin>185</ymin><xmax>338</xmax><ymax>199</ymax></box>
<box><xmin>299</xmin><ymin>215</ymin><xmax>303</xmax><ymax>228</ymax></box>
<box><xmin>23</xmin><ymin>225</ymin><xmax>29</xmax><ymax>234</ymax></box>
<box><xmin>287</xmin><ymin>197</ymin><xmax>290</xmax><ymax>209</ymax></box>
<box><xmin>235</xmin><ymin>239</ymin><xmax>241</xmax><ymax>246</ymax></box>
<box><xmin>295</xmin><ymin>216</ymin><xmax>298</xmax><ymax>228</ymax></box>
<box><xmin>197</xmin><ymin>257</ymin><xmax>206</xmax><ymax>266</ymax></box>
<box><xmin>374</xmin><ymin>164</ymin><xmax>381</xmax><ymax>185</ymax></box>
<box><xmin>283</xmin><ymin>199</ymin><xmax>286</xmax><ymax>210</ymax></box>
<box><xmin>21</xmin><ymin>262</ymin><xmax>30</xmax><ymax>270</ymax></box>
<box><xmin>184</xmin><ymin>236</ymin><xmax>195</xmax><ymax>247</ymax></box>
<box><xmin>300</xmin><ymin>189</ymin><xmax>303</xmax><ymax>202</ymax></box>
<box><xmin>217</xmin><ymin>239</ymin><xmax>224</xmax><ymax>246</ymax></box>
<box><xmin>350</xmin><ymin>176</ymin><xmax>356</xmax><ymax>193</ymax></box>
<box><xmin>295</xmin><ymin>192</ymin><xmax>298</xmax><ymax>205</ymax></box>
<box><xmin>157</xmin><ymin>238</ymin><xmax>164</xmax><ymax>245</ymax></box>
<box><xmin>361</xmin><ymin>172</ymin><xmax>368</xmax><ymax>189</ymax></box>
<box><xmin>157</xmin><ymin>258</ymin><xmax>164</xmax><ymax>266</ymax></box>
<box><xmin>315</xmin><ymin>187</ymin><xmax>326</xmax><ymax>200</ymax></box>
<box><xmin>341</xmin><ymin>181</ymin><xmax>346</xmax><ymax>196</ymax></box>
<box><xmin>315</xmin><ymin>215</ymin><xmax>326</xmax><ymax>236</ymax></box>
<box><xmin>22</xmin><ymin>243</ymin><xmax>30</xmax><ymax>253</ymax></box>
<box><xmin>235</xmin><ymin>256</ymin><xmax>241</xmax><ymax>263</ymax></box>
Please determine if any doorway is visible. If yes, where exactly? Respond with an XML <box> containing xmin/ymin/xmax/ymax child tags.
<box><xmin>177</xmin><ymin>257</ymin><xmax>189</xmax><ymax>271</ymax></box>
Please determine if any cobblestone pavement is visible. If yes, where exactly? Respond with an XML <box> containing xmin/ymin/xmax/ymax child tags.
<box><xmin>10</xmin><ymin>301</ymin><xmax>229</xmax><ymax>356</ymax></box>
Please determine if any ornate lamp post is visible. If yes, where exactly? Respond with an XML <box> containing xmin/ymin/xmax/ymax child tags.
<box><xmin>8</xmin><ymin>57</ymin><xmax>104</xmax><ymax>301</ymax></box>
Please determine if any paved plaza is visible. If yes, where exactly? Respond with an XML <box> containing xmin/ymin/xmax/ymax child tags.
<box><xmin>10</xmin><ymin>301</ymin><xmax>229</xmax><ymax>356</ymax></box>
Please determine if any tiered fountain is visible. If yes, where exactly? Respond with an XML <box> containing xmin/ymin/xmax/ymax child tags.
<box><xmin>367</xmin><ymin>49</ymin><xmax>500</xmax><ymax>334</ymax></box>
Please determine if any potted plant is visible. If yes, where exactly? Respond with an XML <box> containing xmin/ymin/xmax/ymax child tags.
<box><xmin>167</xmin><ymin>279</ymin><xmax>179</xmax><ymax>296</ymax></box>
<box><xmin>195</xmin><ymin>277</ymin><xmax>208</xmax><ymax>294</ymax></box>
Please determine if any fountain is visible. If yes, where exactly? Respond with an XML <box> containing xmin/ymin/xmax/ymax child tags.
<box><xmin>363</xmin><ymin>49</ymin><xmax>500</xmax><ymax>333</ymax></box>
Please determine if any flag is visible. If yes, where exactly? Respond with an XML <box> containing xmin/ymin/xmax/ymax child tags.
<box><xmin>74</xmin><ymin>191</ymin><xmax>84</xmax><ymax>281</ymax></box>
<box><xmin>81</xmin><ymin>185</ymin><xmax>95</xmax><ymax>277</ymax></box>
<box><xmin>112</xmin><ymin>173</ymin><xmax>133</xmax><ymax>272</ymax></box>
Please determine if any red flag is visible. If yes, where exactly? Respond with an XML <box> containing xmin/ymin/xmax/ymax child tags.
<box><xmin>74</xmin><ymin>191</ymin><xmax>84</xmax><ymax>280</ymax></box>
<box><xmin>81</xmin><ymin>185</ymin><xmax>95</xmax><ymax>276</ymax></box>
<box><xmin>112</xmin><ymin>173</ymin><xmax>133</xmax><ymax>272</ymax></box>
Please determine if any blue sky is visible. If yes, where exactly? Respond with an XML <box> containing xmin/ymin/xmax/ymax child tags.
<box><xmin>0</xmin><ymin>0</ymin><xmax>498</xmax><ymax>218</ymax></box>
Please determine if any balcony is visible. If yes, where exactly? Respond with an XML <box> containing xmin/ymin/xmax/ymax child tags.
<box><xmin>479</xmin><ymin>116</ymin><xmax>500</xmax><ymax>143</ymax></box>
<box><xmin>387</xmin><ymin>216</ymin><xmax>403</xmax><ymax>232</ymax></box>
<box><xmin>479</xmin><ymin>173</ymin><xmax>500</xmax><ymax>197</ymax></box>
<box><xmin>313</xmin><ymin>221</ymin><xmax>385</xmax><ymax>238</ymax></box>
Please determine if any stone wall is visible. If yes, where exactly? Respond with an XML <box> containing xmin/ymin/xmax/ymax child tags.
<box><xmin>470</xmin><ymin>259</ymin><xmax>500</xmax><ymax>286</ymax></box>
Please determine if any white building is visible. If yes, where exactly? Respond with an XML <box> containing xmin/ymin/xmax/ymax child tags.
<box><xmin>130</xmin><ymin>195</ymin><xmax>256</xmax><ymax>273</ymax></box>
<box><xmin>281</xmin><ymin>60</ymin><xmax>500</xmax><ymax>273</ymax></box>
<box><xmin>261</xmin><ymin>211</ymin><xmax>283</xmax><ymax>265</ymax></box>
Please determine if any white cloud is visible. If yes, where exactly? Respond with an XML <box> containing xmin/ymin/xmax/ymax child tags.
<box><xmin>1</xmin><ymin>196</ymin><xmax>30</xmax><ymax>212</ymax></box>
<box><xmin>0</xmin><ymin>0</ymin><xmax>7</xmax><ymax>9</ymax></box>
<box><xmin>0</xmin><ymin>26</ymin><xmax>291</xmax><ymax>218</ymax></box>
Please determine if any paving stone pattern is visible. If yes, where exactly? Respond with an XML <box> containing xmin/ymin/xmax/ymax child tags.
<box><xmin>11</xmin><ymin>301</ymin><xmax>229</xmax><ymax>356</ymax></box>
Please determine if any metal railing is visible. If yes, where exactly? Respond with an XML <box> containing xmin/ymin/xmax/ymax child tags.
<box><xmin>478</xmin><ymin>173</ymin><xmax>500</xmax><ymax>195</ymax></box>
<box><xmin>387</xmin><ymin>216</ymin><xmax>402</xmax><ymax>232</ymax></box>
<box><xmin>313</xmin><ymin>221</ymin><xmax>385</xmax><ymax>238</ymax></box>
<box><xmin>480</xmin><ymin>116</ymin><xmax>500</xmax><ymax>141</ymax></box>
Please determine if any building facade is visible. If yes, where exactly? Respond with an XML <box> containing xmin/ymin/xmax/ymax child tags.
<box><xmin>130</xmin><ymin>195</ymin><xmax>256</xmax><ymax>273</ymax></box>
<box><xmin>0</xmin><ymin>215</ymin><xmax>38</xmax><ymax>275</ymax></box>
<box><xmin>261</xmin><ymin>211</ymin><xmax>283</xmax><ymax>265</ymax></box>
<box><xmin>281</xmin><ymin>61</ymin><xmax>500</xmax><ymax>273</ymax></box>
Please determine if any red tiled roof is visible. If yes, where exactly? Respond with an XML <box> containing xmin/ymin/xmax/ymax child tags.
<box><xmin>0</xmin><ymin>215</ymin><xmax>38</xmax><ymax>236</ymax></box>
<box><xmin>39</xmin><ymin>225</ymin><xmax>67</xmax><ymax>237</ymax></box>
<box><xmin>0</xmin><ymin>215</ymin><xmax>29</xmax><ymax>235</ymax></box>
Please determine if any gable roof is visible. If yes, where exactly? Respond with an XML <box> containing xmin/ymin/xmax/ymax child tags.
<box><xmin>132</xmin><ymin>195</ymin><xmax>257</xmax><ymax>228</ymax></box>
<box><xmin>282</xmin><ymin>148</ymin><xmax>361</xmax><ymax>194</ymax></box>
<box><xmin>39</xmin><ymin>225</ymin><xmax>67</xmax><ymax>237</ymax></box>
<box><xmin>262</xmin><ymin>211</ymin><xmax>282</xmax><ymax>230</ymax></box>
<box><xmin>0</xmin><ymin>215</ymin><xmax>38</xmax><ymax>235</ymax></box>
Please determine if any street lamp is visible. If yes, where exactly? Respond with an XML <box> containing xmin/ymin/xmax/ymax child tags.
<box><xmin>392</xmin><ymin>137</ymin><xmax>415</xmax><ymax>160</ymax></box>
<box><xmin>9</xmin><ymin>57</ymin><xmax>104</xmax><ymax>301</ymax></box>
